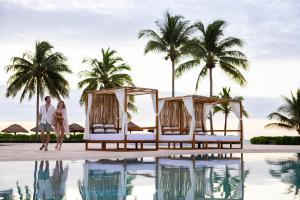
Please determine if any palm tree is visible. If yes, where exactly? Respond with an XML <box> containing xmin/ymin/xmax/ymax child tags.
<box><xmin>265</xmin><ymin>89</ymin><xmax>300</xmax><ymax>134</ymax></box>
<box><xmin>5</xmin><ymin>41</ymin><xmax>72</xmax><ymax>137</ymax></box>
<box><xmin>138</xmin><ymin>11</ymin><xmax>195</xmax><ymax>97</ymax></box>
<box><xmin>78</xmin><ymin>48</ymin><xmax>137</xmax><ymax>116</ymax></box>
<box><xmin>176</xmin><ymin>20</ymin><xmax>248</xmax><ymax>134</ymax></box>
<box><xmin>213</xmin><ymin>87</ymin><xmax>248</xmax><ymax>135</ymax></box>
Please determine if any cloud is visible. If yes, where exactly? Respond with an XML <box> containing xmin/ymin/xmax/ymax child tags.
<box><xmin>0</xmin><ymin>0</ymin><xmax>299</xmax><ymax>97</ymax></box>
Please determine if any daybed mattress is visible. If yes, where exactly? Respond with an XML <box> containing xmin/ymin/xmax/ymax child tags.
<box><xmin>195</xmin><ymin>135</ymin><xmax>240</xmax><ymax>142</ymax></box>
<box><xmin>87</xmin><ymin>133</ymin><xmax>125</xmax><ymax>141</ymax></box>
<box><xmin>126</xmin><ymin>133</ymin><xmax>156</xmax><ymax>141</ymax></box>
<box><xmin>159</xmin><ymin>135</ymin><xmax>193</xmax><ymax>141</ymax></box>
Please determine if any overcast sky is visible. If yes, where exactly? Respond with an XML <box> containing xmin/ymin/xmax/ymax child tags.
<box><xmin>0</xmin><ymin>0</ymin><xmax>300</xmax><ymax>137</ymax></box>
<box><xmin>0</xmin><ymin>0</ymin><xmax>299</xmax><ymax>99</ymax></box>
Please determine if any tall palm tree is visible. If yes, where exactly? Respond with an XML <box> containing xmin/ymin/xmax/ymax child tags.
<box><xmin>5</xmin><ymin>41</ymin><xmax>72</xmax><ymax>137</ymax></box>
<box><xmin>78</xmin><ymin>48</ymin><xmax>137</xmax><ymax>116</ymax></box>
<box><xmin>138</xmin><ymin>11</ymin><xmax>195</xmax><ymax>97</ymax></box>
<box><xmin>265</xmin><ymin>89</ymin><xmax>300</xmax><ymax>134</ymax></box>
<box><xmin>213</xmin><ymin>87</ymin><xmax>248</xmax><ymax>135</ymax></box>
<box><xmin>176</xmin><ymin>20</ymin><xmax>248</xmax><ymax>134</ymax></box>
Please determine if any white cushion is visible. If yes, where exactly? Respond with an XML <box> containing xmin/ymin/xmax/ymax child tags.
<box><xmin>195</xmin><ymin>135</ymin><xmax>220</xmax><ymax>141</ymax></box>
<box><xmin>159</xmin><ymin>135</ymin><xmax>193</xmax><ymax>141</ymax></box>
<box><xmin>218</xmin><ymin>136</ymin><xmax>240</xmax><ymax>141</ymax></box>
<box><xmin>88</xmin><ymin>133</ymin><xmax>124</xmax><ymax>141</ymax></box>
<box><xmin>195</xmin><ymin>135</ymin><xmax>240</xmax><ymax>141</ymax></box>
<box><xmin>104</xmin><ymin>124</ymin><xmax>115</xmax><ymax>128</ymax></box>
<box><xmin>105</xmin><ymin>128</ymin><xmax>117</xmax><ymax>133</ymax></box>
<box><xmin>126</xmin><ymin>133</ymin><xmax>156</xmax><ymax>141</ymax></box>
<box><xmin>93</xmin><ymin>128</ymin><xmax>105</xmax><ymax>133</ymax></box>
<box><xmin>92</xmin><ymin>123</ymin><xmax>104</xmax><ymax>128</ymax></box>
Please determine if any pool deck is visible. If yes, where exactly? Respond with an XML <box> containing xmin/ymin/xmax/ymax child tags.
<box><xmin>1</xmin><ymin>143</ymin><xmax>300</xmax><ymax>161</ymax></box>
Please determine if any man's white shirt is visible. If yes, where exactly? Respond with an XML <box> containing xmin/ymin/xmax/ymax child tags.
<box><xmin>39</xmin><ymin>104</ymin><xmax>55</xmax><ymax>124</ymax></box>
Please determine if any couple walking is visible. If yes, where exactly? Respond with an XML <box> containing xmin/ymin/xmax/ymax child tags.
<box><xmin>39</xmin><ymin>96</ymin><xmax>69</xmax><ymax>151</ymax></box>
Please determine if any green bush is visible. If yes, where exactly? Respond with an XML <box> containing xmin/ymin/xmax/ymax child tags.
<box><xmin>250</xmin><ymin>136</ymin><xmax>300</xmax><ymax>145</ymax></box>
<box><xmin>0</xmin><ymin>133</ymin><xmax>84</xmax><ymax>143</ymax></box>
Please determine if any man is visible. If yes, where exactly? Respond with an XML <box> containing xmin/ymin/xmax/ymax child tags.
<box><xmin>39</xmin><ymin>96</ymin><xmax>55</xmax><ymax>151</ymax></box>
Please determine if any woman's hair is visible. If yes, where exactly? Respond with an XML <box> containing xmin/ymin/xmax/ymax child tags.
<box><xmin>57</xmin><ymin>101</ymin><xmax>66</xmax><ymax>109</ymax></box>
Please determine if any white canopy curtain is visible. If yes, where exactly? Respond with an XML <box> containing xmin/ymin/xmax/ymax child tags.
<box><xmin>203</xmin><ymin>103</ymin><xmax>213</xmax><ymax>131</ymax></box>
<box><xmin>115</xmin><ymin>89</ymin><xmax>127</xmax><ymax>135</ymax></box>
<box><xmin>182</xmin><ymin>97</ymin><xmax>195</xmax><ymax>137</ymax></box>
<box><xmin>230</xmin><ymin>102</ymin><xmax>242</xmax><ymax>129</ymax></box>
<box><xmin>157</xmin><ymin>99</ymin><xmax>165</xmax><ymax>136</ymax></box>
<box><xmin>84</xmin><ymin>93</ymin><xmax>93</xmax><ymax>140</ymax></box>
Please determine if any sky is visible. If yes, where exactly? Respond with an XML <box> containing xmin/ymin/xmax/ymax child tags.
<box><xmin>0</xmin><ymin>0</ymin><xmax>299</xmax><ymax>138</ymax></box>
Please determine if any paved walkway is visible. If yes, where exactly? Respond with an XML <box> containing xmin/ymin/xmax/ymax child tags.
<box><xmin>1</xmin><ymin>143</ymin><xmax>300</xmax><ymax>161</ymax></box>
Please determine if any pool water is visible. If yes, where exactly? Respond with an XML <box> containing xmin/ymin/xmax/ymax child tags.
<box><xmin>1</xmin><ymin>153</ymin><xmax>300</xmax><ymax>200</ymax></box>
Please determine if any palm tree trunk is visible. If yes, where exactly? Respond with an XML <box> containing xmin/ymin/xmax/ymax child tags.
<box><xmin>224</xmin><ymin>113</ymin><xmax>228</xmax><ymax>136</ymax></box>
<box><xmin>35</xmin><ymin>84</ymin><xmax>39</xmax><ymax>139</ymax></box>
<box><xmin>33</xmin><ymin>161</ymin><xmax>37</xmax><ymax>200</ymax></box>
<box><xmin>172</xmin><ymin>60</ymin><xmax>175</xmax><ymax>97</ymax></box>
<box><xmin>209</xmin><ymin>68</ymin><xmax>214</xmax><ymax>135</ymax></box>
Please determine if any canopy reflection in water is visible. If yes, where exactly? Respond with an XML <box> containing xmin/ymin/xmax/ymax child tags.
<box><xmin>81</xmin><ymin>154</ymin><xmax>245</xmax><ymax>200</ymax></box>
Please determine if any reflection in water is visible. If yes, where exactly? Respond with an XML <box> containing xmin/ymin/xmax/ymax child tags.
<box><xmin>267</xmin><ymin>153</ymin><xmax>300</xmax><ymax>197</ymax></box>
<box><xmin>36</xmin><ymin>161</ymin><xmax>69</xmax><ymax>200</ymax></box>
<box><xmin>81</xmin><ymin>154</ymin><xmax>246</xmax><ymax>200</ymax></box>
<box><xmin>0</xmin><ymin>161</ymin><xmax>69</xmax><ymax>200</ymax></box>
<box><xmin>0</xmin><ymin>154</ymin><xmax>247</xmax><ymax>200</ymax></box>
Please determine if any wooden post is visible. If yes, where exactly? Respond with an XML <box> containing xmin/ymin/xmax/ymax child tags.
<box><xmin>192</xmin><ymin>98</ymin><xmax>195</xmax><ymax>149</ymax></box>
<box><xmin>239</xmin><ymin>101</ymin><xmax>244</xmax><ymax>149</ymax></box>
<box><xmin>155</xmin><ymin>90</ymin><xmax>159</xmax><ymax>150</ymax></box>
<box><xmin>179</xmin><ymin>102</ymin><xmax>182</xmax><ymax>135</ymax></box>
<box><xmin>124</xmin><ymin>88</ymin><xmax>128</xmax><ymax>150</ymax></box>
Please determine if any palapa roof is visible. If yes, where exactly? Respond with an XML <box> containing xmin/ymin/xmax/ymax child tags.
<box><xmin>159</xmin><ymin>95</ymin><xmax>241</xmax><ymax>104</ymax></box>
<box><xmin>127</xmin><ymin>122</ymin><xmax>143</xmax><ymax>131</ymax></box>
<box><xmin>2</xmin><ymin>124</ymin><xmax>29</xmax><ymax>133</ymax></box>
<box><xmin>69</xmin><ymin>123</ymin><xmax>84</xmax><ymax>132</ymax></box>
<box><xmin>87</xmin><ymin>86</ymin><xmax>158</xmax><ymax>96</ymax></box>
<box><xmin>30</xmin><ymin>126</ymin><xmax>54</xmax><ymax>132</ymax></box>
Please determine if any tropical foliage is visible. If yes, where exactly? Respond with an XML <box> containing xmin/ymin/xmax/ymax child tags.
<box><xmin>265</xmin><ymin>89</ymin><xmax>300</xmax><ymax>134</ymax></box>
<box><xmin>213</xmin><ymin>87</ymin><xmax>248</xmax><ymax>135</ymax></box>
<box><xmin>176</xmin><ymin>20</ymin><xmax>248</xmax><ymax>96</ymax></box>
<box><xmin>78</xmin><ymin>48</ymin><xmax>137</xmax><ymax>115</ymax></box>
<box><xmin>138</xmin><ymin>11</ymin><xmax>195</xmax><ymax>97</ymax></box>
<box><xmin>5</xmin><ymin>41</ymin><xmax>72</xmax><ymax>136</ymax></box>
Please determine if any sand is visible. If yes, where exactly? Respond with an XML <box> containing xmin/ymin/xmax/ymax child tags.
<box><xmin>1</xmin><ymin>143</ymin><xmax>300</xmax><ymax>161</ymax></box>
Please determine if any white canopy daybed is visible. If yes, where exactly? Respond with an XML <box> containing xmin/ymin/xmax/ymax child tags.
<box><xmin>195</xmin><ymin>100</ymin><xmax>244</xmax><ymax>149</ymax></box>
<box><xmin>83</xmin><ymin>87</ymin><xmax>159</xmax><ymax>150</ymax></box>
<box><xmin>158</xmin><ymin>95</ymin><xmax>244</xmax><ymax>149</ymax></box>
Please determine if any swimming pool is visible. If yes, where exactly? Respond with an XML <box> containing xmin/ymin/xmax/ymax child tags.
<box><xmin>0</xmin><ymin>153</ymin><xmax>299</xmax><ymax>200</ymax></box>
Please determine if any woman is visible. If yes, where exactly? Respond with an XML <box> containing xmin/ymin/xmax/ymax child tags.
<box><xmin>53</xmin><ymin>101</ymin><xmax>70</xmax><ymax>150</ymax></box>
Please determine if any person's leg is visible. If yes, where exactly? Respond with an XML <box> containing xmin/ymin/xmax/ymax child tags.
<box><xmin>54</xmin><ymin>125</ymin><xmax>60</xmax><ymax>150</ymax></box>
<box><xmin>44</xmin><ymin>132</ymin><xmax>50</xmax><ymax>151</ymax></box>
<box><xmin>58</xmin><ymin>127</ymin><xmax>65</xmax><ymax>151</ymax></box>
<box><xmin>39</xmin><ymin>124</ymin><xmax>46</xmax><ymax>150</ymax></box>
<box><xmin>44</xmin><ymin>123</ymin><xmax>51</xmax><ymax>151</ymax></box>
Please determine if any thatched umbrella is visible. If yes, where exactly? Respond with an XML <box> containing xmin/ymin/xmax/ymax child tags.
<box><xmin>2</xmin><ymin>124</ymin><xmax>29</xmax><ymax>135</ymax></box>
<box><xmin>127</xmin><ymin>121</ymin><xmax>143</xmax><ymax>133</ymax></box>
<box><xmin>69</xmin><ymin>123</ymin><xmax>84</xmax><ymax>135</ymax></box>
<box><xmin>30</xmin><ymin>126</ymin><xmax>54</xmax><ymax>133</ymax></box>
